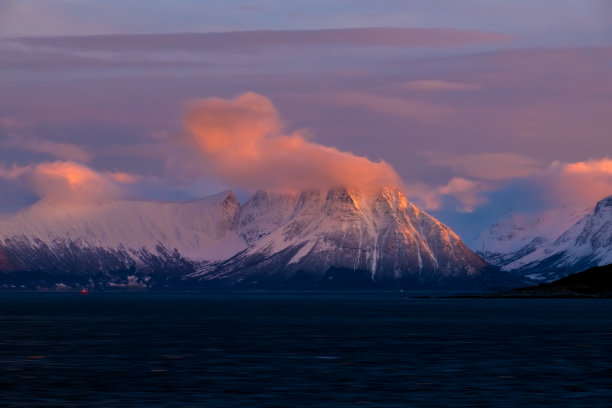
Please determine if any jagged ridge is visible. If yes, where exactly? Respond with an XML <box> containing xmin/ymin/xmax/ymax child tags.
<box><xmin>191</xmin><ymin>187</ymin><xmax>490</xmax><ymax>289</ymax></box>
<box><xmin>0</xmin><ymin>187</ymin><xmax>497</xmax><ymax>290</ymax></box>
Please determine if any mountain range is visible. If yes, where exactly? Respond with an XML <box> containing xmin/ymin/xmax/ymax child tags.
<box><xmin>0</xmin><ymin>187</ymin><xmax>505</xmax><ymax>290</ymax></box>
<box><xmin>2</xmin><ymin>187</ymin><xmax>609</xmax><ymax>290</ymax></box>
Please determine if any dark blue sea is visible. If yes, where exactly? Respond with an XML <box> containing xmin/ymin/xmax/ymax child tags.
<box><xmin>1</xmin><ymin>292</ymin><xmax>611</xmax><ymax>407</ymax></box>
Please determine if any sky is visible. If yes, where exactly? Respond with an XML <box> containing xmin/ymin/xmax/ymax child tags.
<box><xmin>0</xmin><ymin>0</ymin><xmax>611</xmax><ymax>245</ymax></box>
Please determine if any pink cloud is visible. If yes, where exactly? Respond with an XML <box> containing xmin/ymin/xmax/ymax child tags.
<box><xmin>183</xmin><ymin>92</ymin><xmax>402</xmax><ymax>192</ymax></box>
<box><xmin>0</xmin><ymin>161</ymin><xmax>136</xmax><ymax>206</ymax></box>
<box><xmin>321</xmin><ymin>91</ymin><xmax>455</xmax><ymax>122</ymax></box>
<box><xmin>438</xmin><ymin>177</ymin><xmax>489</xmax><ymax>213</ymax></box>
<box><xmin>536</xmin><ymin>158</ymin><xmax>612</xmax><ymax>207</ymax></box>
<box><xmin>108</xmin><ymin>171</ymin><xmax>139</xmax><ymax>184</ymax></box>
<box><xmin>1</xmin><ymin>42</ymin><xmax>609</xmax><ymax>214</ymax></box>
<box><xmin>400</xmin><ymin>79</ymin><xmax>482</xmax><ymax>92</ymax></box>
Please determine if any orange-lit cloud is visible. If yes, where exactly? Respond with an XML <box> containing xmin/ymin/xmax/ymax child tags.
<box><xmin>183</xmin><ymin>92</ymin><xmax>402</xmax><ymax>192</ymax></box>
<box><xmin>25</xmin><ymin>161</ymin><xmax>120</xmax><ymax>205</ymax></box>
<box><xmin>536</xmin><ymin>158</ymin><xmax>612</xmax><ymax>206</ymax></box>
<box><xmin>0</xmin><ymin>161</ymin><xmax>135</xmax><ymax>206</ymax></box>
<box><xmin>108</xmin><ymin>171</ymin><xmax>139</xmax><ymax>184</ymax></box>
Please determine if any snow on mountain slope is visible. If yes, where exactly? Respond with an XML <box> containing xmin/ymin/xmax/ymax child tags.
<box><xmin>476</xmin><ymin>195</ymin><xmax>612</xmax><ymax>281</ymax></box>
<box><xmin>235</xmin><ymin>190</ymin><xmax>299</xmax><ymax>245</ymax></box>
<box><xmin>0</xmin><ymin>186</ymin><xmax>499</xmax><ymax>289</ymax></box>
<box><xmin>0</xmin><ymin>190</ymin><xmax>245</xmax><ymax>261</ymax></box>
<box><xmin>195</xmin><ymin>187</ymin><xmax>488</xmax><ymax>288</ymax></box>
<box><xmin>565</xmin><ymin>196</ymin><xmax>612</xmax><ymax>265</ymax></box>
<box><xmin>475</xmin><ymin>206</ymin><xmax>590</xmax><ymax>269</ymax></box>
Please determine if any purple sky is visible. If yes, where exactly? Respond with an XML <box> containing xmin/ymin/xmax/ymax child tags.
<box><xmin>1</xmin><ymin>1</ymin><xmax>611</xmax><ymax>244</ymax></box>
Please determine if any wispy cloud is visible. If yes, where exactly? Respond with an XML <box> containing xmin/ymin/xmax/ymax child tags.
<box><xmin>0</xmin><ymin>162</ymin><xmax>29</xmax><ymax>180</ymax></box>
<box><xmin>0</xmin><ymin>47</ymin><xmax>212</xmax><ymax>71</ymax></box>
<box><xmin>428</xmin><ymin>153</ymin><xmax>543</xmax><ymax>181</ymax></box>
<box><xmin>0</xmin><ymin>133</ymin><xmax>93</xmax><ymax>162</ymax></box>
<box><xmin>9</xmin><ymin>27</ymin><xmax>513</xmax><ymax>53</ymax></box>
<box><xmin>438</xmin><ymin>177</ymin><xmax>490</xmax><ymax>213</ymax></box>
<box><xmin>400</xmin><ymin>177</ymin><xmax>493</xmax><ymax>214</ymax></box>
<box><xmin>399</xmin><ymin>79</ymin><xmax>482</xmax><ymax>92</ymax></box>
<box><xmin>320</xmin><ymin>91</ymin><xmax>455</xmax><ymax>122</ymax></box>
<box><xmin>0</xmin><ymin>116</ymin><xmax>26</xmax><ymax>129</ymax></box>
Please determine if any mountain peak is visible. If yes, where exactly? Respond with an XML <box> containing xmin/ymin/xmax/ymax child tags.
<box><xmin>324</xmin><ymin>187</ymin><xmax>360</xmax><ymax>211</ymax></box>
<box><xmin>594</xmin><ymin>195</ymin><xmax>612</xmax><ymax>214</ymax></box>
<box><xmin>201</xmin><ymin>189</ymin><xmax>237</xmax><ymax>206</ymax></box>
<box><xmin>201</xmin><ymin>185</ymin><xmax>488</xmax><ymax>288</ymax></box>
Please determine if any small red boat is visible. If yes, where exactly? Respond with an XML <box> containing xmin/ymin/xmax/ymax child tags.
<box><xmin>80</xmin><ymin>288</ymin><xmax>89</xmax><ymax>295</ymax></box>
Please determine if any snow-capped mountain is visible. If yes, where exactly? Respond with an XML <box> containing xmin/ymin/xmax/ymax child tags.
<box><xmin>476</xmin><ymin>195</ymin><xmax>612</xmax><ymax>281</ymax></box>
<box><xmin>193</xmin><ymin>187</ymin><xmax>492</xmax><ymax>289</ymax></box>
<box><xmin>0</xmin><ymin>187</ymin><xmax>500</xmax><ymax>290</ymax></box>
<box><xmin>0</xmin><ymin>191</ymin><xmax>245</xmax><ymax>288</ymax></box>
<box><xmin>0</xmin><ymin>190</ymin><xmax>245</xmax><ymax>261</ymax></box>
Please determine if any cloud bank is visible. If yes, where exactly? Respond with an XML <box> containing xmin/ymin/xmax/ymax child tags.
<box><xmin>182</xmin><ymin>93</ymin><xmax>612</xmax><ymax>213</ymax></box>
<box><xmin>426</xmin><ymin>158</ymin><xmax>612</xmax><ymax>216</ymax></box>
<box><xmin>183</xmin><ymin>92</ymin><xmax>402</xmax><ymax>192</ymax></box>
<box><xmin>428</xmin><ymin>157</ymin><xmax>612</xmax><ymax>244</ymax></box>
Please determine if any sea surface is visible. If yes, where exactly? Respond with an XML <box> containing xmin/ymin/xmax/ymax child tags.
<box><xmin>1</xmin><ymin>292</ymin><xmax>611</xmax><ymax>407</ymax></box>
